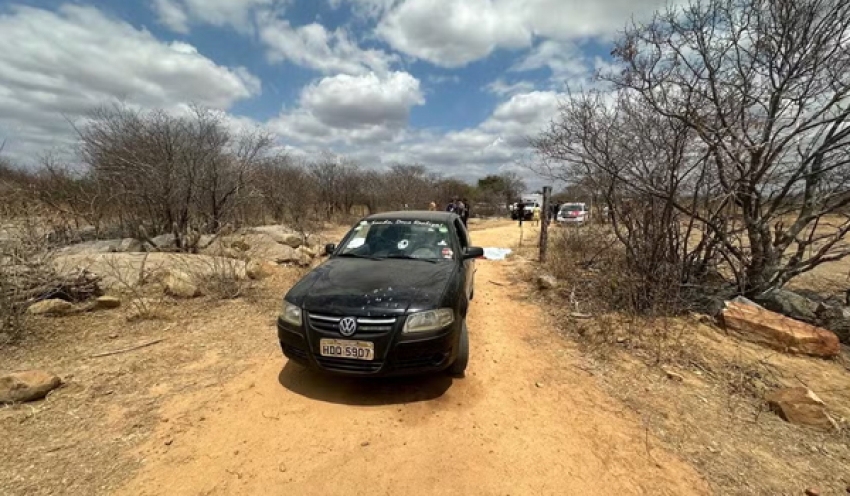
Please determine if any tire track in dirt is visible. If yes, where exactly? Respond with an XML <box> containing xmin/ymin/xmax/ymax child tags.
<box><xmin>117</xmin><ymin>223</ymin><xmax>710</xmax><ymax>496</ymax></box>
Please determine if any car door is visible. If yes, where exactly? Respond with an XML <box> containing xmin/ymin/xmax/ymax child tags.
<box><xmin>453</xmin><ymin>218</ymin><xmax>475</xmax><ymax>299</ymax></box>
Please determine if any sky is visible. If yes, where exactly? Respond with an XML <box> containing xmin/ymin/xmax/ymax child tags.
<box><xmin>0</xmin><ymin>0</ymin><xmax>670</xmax><ymax>183</ymax></box>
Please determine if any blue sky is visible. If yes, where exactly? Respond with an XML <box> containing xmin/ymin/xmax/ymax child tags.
<box><xmin>0</xmin><ymin>0</ymin><xmax>668</xmax><ymax>183</ymax></box>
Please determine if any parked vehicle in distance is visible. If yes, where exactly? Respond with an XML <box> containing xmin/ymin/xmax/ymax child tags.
<box><xmin>510</xmin><ymin>201</ymin><xmax>537</xmax><ymax>221</ymax></box>
<box><xmin>277</xmin><ymin>211</ymin><xmax>482</xmax><ymax>377</ymax></box>
<box><xmin>556</xmin><ymin>202</ymin><xmax>589</xmax><ymax>224</ymax></box>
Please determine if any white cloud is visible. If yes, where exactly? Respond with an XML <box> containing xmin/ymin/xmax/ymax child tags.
<box><xmin>258</xmin><ymin>18</ymin><xmax>397</xmax><ymax>75</ymax></box>
<box><xmin>377</xmin><ymin>0</ymin><xmax>530</xmax><ymax>67</ymax></box>
<box><xmin>327</xmin><ymin>0</ymin><xmax>398</xmax><ymax>20</ymax></box>
<box><xmin>301</xmin><ymin>72</ymin><xmax>424</xmax><ymax>128</ymax></box>
<box><xmin>376</xmin><ymin>0</ymin><xmax>669</xmax><ymax>67</ymax></box>
<box><xmin>152</xmin><ymin>0</ymin><xmax>190</xmax><ymax>33</ymax></box>
<box><xmin>151</xmin><ymin>0</ymin><xmax>276</xmax><ymax>33</ymax></box>
<box><xmin>266</xmin><ymin>71</ymin><xmax>424</xmax><ymax>148</ymax></box>
<box><xmin>0</xmin><ymin>5</ymin><xmax>261</xmax><ymax>161</ymax></box>
<box><xmin>485</xmin><ymin>79</ymin><xmax>537</xmax><ymax>96</ymax></box>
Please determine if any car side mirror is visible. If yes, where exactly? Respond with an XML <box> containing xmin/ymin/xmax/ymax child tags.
<box><xmin>463</xmin><ymin>246</ymin><xmax>484</xmax><ymax>260</ymax></box>
<box><xmin>324</xmin><ymin>243</ymin><xmax>336</xmax><ymax>256</ymax></box>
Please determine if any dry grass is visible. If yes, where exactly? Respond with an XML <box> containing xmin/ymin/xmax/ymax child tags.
<box><xmin>0</xmin><ymin>265</ymin><xmax>301</xmax><ymax>496</ymax></box>
<box><xmin>530</xmin><ymin>222</ymin><xmax>850</xmax><ymax>495</ymax></box>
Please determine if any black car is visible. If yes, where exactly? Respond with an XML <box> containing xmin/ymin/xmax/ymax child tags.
<box><xmin>277</xmin><ymin>211</ymin><xmax>483</xmax><ymax>377</ymax></box>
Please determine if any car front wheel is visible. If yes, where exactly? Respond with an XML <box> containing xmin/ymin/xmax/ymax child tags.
<box><xmin>448</xmin><ymin>320</ymin><xmax>469</xmax><ymax>377</ymax></box>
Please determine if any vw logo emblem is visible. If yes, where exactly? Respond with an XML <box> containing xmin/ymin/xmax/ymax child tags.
<box><xmin>339</xmin><ymin>317</ymin><xmax>357</xmax><ymax>337</ymax></box>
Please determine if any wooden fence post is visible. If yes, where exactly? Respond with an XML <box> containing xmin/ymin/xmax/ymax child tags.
<box><xmin>539</xmin><ymin>186</ymin><xmax>551</xmax><ymax>263</ymax></box>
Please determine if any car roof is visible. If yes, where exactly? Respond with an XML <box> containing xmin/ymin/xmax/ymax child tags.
<box><xmin>365</xmin><ymin>211</ymin><xmax>458</xmax><ymax>222</ymax></box>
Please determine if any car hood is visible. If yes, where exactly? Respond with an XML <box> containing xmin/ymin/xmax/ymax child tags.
<box><xmin>286</xmin><ymin>258</ymin><xmax>455</xmax><ymax>316</ymax></box>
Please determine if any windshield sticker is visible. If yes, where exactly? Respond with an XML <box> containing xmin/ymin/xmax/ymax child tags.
<box><xmin>441</xmin><ymin>247</ymin><xmax>453</xmax><ymax>259</ymax></box>
<box><xmin>347</xmin><ymin>238</ymin><xmax>365</xmax><ymax>248</ymax></box>
<box><xmin>438</xmin><ymin>240</ymin><xmax>447</xmax><ymax>246</ymax></box>
<box><xmin>397</xmin><ymin>239</ymin><xmax>409</xmax><ymax>249</ymax></box>
<box><xmin>438</xmin><ymin>226</ymin><xmax>448</xmax><ymax>233</ymax></box>
<box><xmin>364</xmin><ymin>219</ymin><xmax>446</xmax><ymax>228</ymax></box>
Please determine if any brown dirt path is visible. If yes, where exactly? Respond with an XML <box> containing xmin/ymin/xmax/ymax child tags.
<box><xmin>116</xmin><ymin>223</ymin><xmax>710</xmax><ymax>496</ymax></box>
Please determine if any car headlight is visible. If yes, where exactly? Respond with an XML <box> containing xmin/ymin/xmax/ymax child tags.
<box><xmin>403</xmin><ymin>308</ymin><xmax>454</xmax><ymax>334</ymax></box>
<box><xmin>281</xmin><ymin>301</ymin><xmax>302</xmax><ymax>326</ymax></box>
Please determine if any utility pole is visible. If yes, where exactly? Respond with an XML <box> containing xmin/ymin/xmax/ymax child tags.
<box><xmin>539</xmin><ymin>186</ymin><xmax>551</xmax><ymax>263</ymax></box>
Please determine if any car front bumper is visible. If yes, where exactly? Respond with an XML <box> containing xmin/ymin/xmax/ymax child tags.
<box><xmin>277</xmin><ymin>317</ymin><xmax>461</xmax><ymax>377</ymax></box>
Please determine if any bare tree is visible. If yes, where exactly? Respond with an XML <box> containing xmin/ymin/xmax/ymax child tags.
<box><xmin>537</xmin><ymin>0</ymin><xmax>850</xmax><ymax>298</ymax></box>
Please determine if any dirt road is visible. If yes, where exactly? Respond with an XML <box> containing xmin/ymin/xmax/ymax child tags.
<box><xmin>117</xmin><ymin>223</ymin><xmax>709</xmax><ymax>496</ymax></box>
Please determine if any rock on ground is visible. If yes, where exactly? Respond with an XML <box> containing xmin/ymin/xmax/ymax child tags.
<box><xmin>537</xmin><ymin>274</ymin><xmax>558</xmax><ymax>290</ymax></box>
<box><xmin>755</xmin><ymin>289</ymin><xmax>818</xmax><ymax>323</ymax></box>
<box><xmin>163</xmin><ymin>270</ymin><xmax>201</xmax><ymax>298</ymax></box>
<box><xmin>765</xmin><ymin>387</ymin><xmax>837</xmax><ymax>430</ymax></box>
<box><xmin>815</xmin><ymin>303</ymin><xmax>850</xmax><ymax>345</ymax></box>
<box><xmin>0</xmin><ymin>370</ymin><xmax>62</xmax><ymax>403</ymax></box>
<box><xmin>27</xmin><ymin>299</ymin><xmax>75</xmax><ymax>316</ymax></box>
<box><xmin>118</xmin><ymin>238</ymin><xmax>143</xmax><ymax>253</ymax></box>
<box><xmin>251</xmin><ymin>225</ymin><xmax>303</xmax><ymax>248</ymax></box>
<box><xmin>720</xmin><ymin>299</ymin><xmax>839</xmax><ymax>358</ymax></box>
<box><xmin>246</xmin><ymin>260</ymin><xmax>275</xmax><ymax>280</ymax></box>
<box><xmin>93</xmin><ymin>295</ymin><xmax>121</xmax><ymax>310</ymax></box>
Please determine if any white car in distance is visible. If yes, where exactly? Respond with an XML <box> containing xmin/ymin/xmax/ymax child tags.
<box><xmin>556</xmin><ymin>202</ymin><xmax>589</xmax><ymax>225</ymax></box>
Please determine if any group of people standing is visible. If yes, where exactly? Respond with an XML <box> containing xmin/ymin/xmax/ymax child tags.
<box><xmin>429</xmin><ymin>198</ymin><xmax>470</xmax><ymax>226</ymax></box>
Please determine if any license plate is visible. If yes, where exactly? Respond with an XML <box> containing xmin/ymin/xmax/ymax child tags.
<box><xmin>319</xmin><ymin>339</ymin><xmax>375</xmax><ymax>361</ymax></box>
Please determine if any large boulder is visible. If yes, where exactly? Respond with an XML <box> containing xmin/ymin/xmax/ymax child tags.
<box><xmin>720</xmin><ymin>299</ymin><xmax>840</xmax><ymax>358</ymax></box>
<box><xmin>163</xmin><ymin>270</ymin><xmax>200</xmax><ymax>298</ymax></box>
<box><xmin>28</xmin><ymin>299</ymin><xmax>75</xmax><ymax>316</ymax></box>
<box><xmin>151</xmin><ymin>233</ymin><xmax>177</xmax><ymax>249</ymax></box>
<box><xmin>765</xmin><ymin>387</ymin><xmax>837</xmax><ymax>430</ymax></box>
<box><xmin>754</xmin><ymin>289</ymin><xmax>818</xmax><ymax>324</ymax></box>
<box><xmin>252</xmin><ymin>225</ymin><xmax>303</xmax><ymax>248</ymax></box>
<box><xmin>268</xmin><ymin>244</ymin><xmax>299</xmax><ymax>264</ymax></box>
<box><xmin>815</xmin><ymin>303</ymin><xmax>850</xmax><ymax>345</ymax></box>
<box><xmin>118</xmin><ymin>238</ymin><xmax>143</xmax><ymax>253</ymax></box>
<box><xmin>0</xmin><ymin>370</ymin><xmax>62</xmax><ymax>403</ymax></box>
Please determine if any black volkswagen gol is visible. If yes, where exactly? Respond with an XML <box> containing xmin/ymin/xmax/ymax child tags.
<box><xmin>277</xmin><ymin>211</ymin><xmax>483</xmax><ymax>377</ymax></box>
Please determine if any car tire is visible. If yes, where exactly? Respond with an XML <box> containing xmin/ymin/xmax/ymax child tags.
<box><xmin>448</xmin><ymin>321</ymin><xmax>469</xmax><ymax>377</ymax></box>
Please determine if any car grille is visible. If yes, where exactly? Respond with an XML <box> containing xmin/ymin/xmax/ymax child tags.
<box><xmin>307</xmin><ymin>313</ymin><xmax>397</xmax><ymax>336</ymax></box>
<box><xmin>315</xmin><ymin>356</ymin><xmax>384</xmax><ymax>373</ymax></box>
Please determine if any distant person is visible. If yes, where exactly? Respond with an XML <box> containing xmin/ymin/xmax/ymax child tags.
<box><xmin>446</xmin><ymin>199</ymin><xmax>457</xmax><ymax>213</ymax></box>
<box><xmin>456</xmin><ymin>199</ymin><xmax>466</xmax><ymax>225</ymax></box>
<box><xmin>461</xmin><ymin>198</ymin><xmax>470</xmax><ymax>226</ymax></box>
<box><xmin>429</xmin><ymin>201</ymin><xmax>437</xmax><ymax>211</ymax></box>
<box><xmin>515</xmin><ymin>200</ymin><xmax>525</xmax><ymax>227</ymax></box>
<box><xmin>532</xmin><ymin>204</ymin><xmax>541</xmax><ymax>227</ymax></box>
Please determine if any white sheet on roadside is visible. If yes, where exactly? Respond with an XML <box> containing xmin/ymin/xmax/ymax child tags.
<box><xmin>483</xmin><ymin>247</ymin><xmax>512</xmax><ymax>261</ymax></box>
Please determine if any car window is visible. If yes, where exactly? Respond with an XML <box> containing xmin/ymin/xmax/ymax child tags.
<box><xmin>561</xmin><ymin>204</ymin><xmax>584</xmax><ymax>211</ymax></box>
<box><xmin>340</xmin><ymin>219</ymin><xmax>453</xmax><ymax>260</ymax></box>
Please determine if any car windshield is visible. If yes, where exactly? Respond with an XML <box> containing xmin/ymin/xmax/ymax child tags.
<box><xmin>561</xmin><ymin>204</ymin><xmax>584</xmax><ymax>211</ymax></box>
<box><xmin>339</xmin><ymin>219</ymin><xmax>454</xmax><ymax>260</ymax></box>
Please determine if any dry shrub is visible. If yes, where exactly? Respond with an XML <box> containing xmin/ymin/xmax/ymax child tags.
<box><xmin>545</xmin><ymin>224</ymin><xmax>693</xmax><ymax>359</ymax></box>
<box><xmin>191</xmin><ymin>256</ymin><xmax>251</xmax><ymax>300</ymax></box>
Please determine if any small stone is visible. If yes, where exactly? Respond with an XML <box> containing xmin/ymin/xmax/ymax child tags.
<box><xmin>360</xmin><ymin>441</ymin><xmax>370</xmax><ymax>447</ymax></box>
<box><xmin>108</xmin><ymin>333</ymin><xmax>118</xmax><ymax>339</ymax></box>
<box><xmin>805</xmin><ymin>488</ymin><xmax>820</xmax><ymax>496</ymax></box>
<box><xmin>28</xmin><ymin>299</ymin><xmax>75</xmax><ymax>316</ymax></box>
<box><xmin>163</xmin><ymin>270</ymin><xmax>200</xmax><ymax>299</ymax></box>
<box><xmin>94</xmin><ymin>296</ymin><xmax>121</xmax><ymax>310</ymax></box>
<box><xmin>164</xmin><ymin>439</ymin><xmax>173</xmax><ymax>446</ymax></box>
<box><xmin>662</xmin><ymin>367</ymin><xmax>685</xmax><ymax>382</ymax></box>
<box><xmin>536</xmin><ymin>274</ymin><xmax>557</xmax><ymax>290</ymax></box>
<box><xmin>535</xmin><ymin>382</ymin><xmax>543</xmax><ymax>388</ymax></box>
<box><xmin>0</xmin><ymin>370</ymin><xmax>62</xmax><ymax>403</ymax></box>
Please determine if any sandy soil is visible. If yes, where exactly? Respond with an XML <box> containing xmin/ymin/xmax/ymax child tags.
<box><xmin>110</xmin><ymin>222</ymin><xmax>708</xmax><ymax>496</ymax></box>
